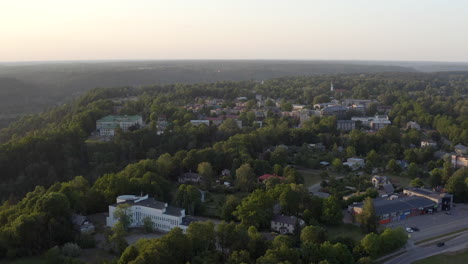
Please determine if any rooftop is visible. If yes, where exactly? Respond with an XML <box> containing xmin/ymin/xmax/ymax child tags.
<box><xmin>97</xmin><ymin>115</ymin><xmax>142</xmax><ymax>123</ymax></box>
<box><xmin>258</xmin><ymin>174</ymin><xmax>287</xmax><ymax>181</ymax></box>
<box><xmin>272</xmin><ymin>215</ymin><xmax>301</xmax><ymax>225</ymax></box>
<box><xmin>354</xmin><ymin>196</ymin><xmax>436</xmax><ymax>216</ymax></box>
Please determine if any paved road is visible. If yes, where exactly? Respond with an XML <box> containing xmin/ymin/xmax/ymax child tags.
<box><xmin>382</xmin><ymin>204</ymin><xmax>468</xmax><ymax>264</ymax></box>
<box><xmin>384</xmin><ymin>232</ymin><xmax>468</xmax><ymax>264</ymax></box>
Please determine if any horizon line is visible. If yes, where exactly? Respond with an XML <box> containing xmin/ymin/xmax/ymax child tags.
<box><xmin>2</xmin><ymin>58</ymin><xmax>468</xmax><ymax>65</ymax></box>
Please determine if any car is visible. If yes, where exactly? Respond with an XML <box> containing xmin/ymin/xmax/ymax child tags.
<box><xmin>437</xmin><ymin>242</ymin><xmax>445</xmax><ymax>247</ymax></box>
<box><xmin>406</xmin><ymin>227</ymin><xmax>414</xmax><ymax>233</ymax></box>
<box><xmin>410</xmin><ymin>227</ymin><xmax>420</xmax><ymax>231</ymax></box>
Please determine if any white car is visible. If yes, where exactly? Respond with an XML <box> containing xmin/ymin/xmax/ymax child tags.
<box><xmin>406</xmin><ymin>227</ymin><xmax>414</xmax><ymax>233</ymax></box>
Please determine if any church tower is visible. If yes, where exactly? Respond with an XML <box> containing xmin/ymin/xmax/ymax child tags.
<box><xmin>330</xmin><ymin>81</ymin><xmax>334</xmax><ymax>92</ymax></box>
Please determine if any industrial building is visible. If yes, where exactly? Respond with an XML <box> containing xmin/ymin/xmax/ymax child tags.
<box><xmin>349</xmin><ymin>196</ymin><xmax>437</xmax><ymax>224</ymax></box>
<box><xmin>403</xmin><ymin>187</ymin><xmax>453</xmax><ymax>211</ymax></box>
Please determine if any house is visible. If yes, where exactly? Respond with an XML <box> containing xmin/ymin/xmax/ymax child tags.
<box><xmin>371</xmin><ymin>175</ymin><xmax>391</xmax><ymax>188</ymax></box>
<box><xmin>178</xmin><ymin>172</ymin><xmax>203</xmax><ymax>183</ymax></box>
<box><xmin>406</xmin><ymin>121</ymin><xmax>421</xmax><ymax>130</ymax></box>
<box><xmin>190</xmin><ymin>120</ymin><xmax>210</xmax><ymax>126</ymax></box>
<box><xmin>455</xmin><ymin>144</ymin><xmax>467</xmax><ymax>155</ymax></box>
<box><xmin>72</xmin><ymin>214</ymin><xmax>95</xmax><ymax>234</ymax></box>
<box><xmin>451</xmin><ymin>154</ymin><xmax>468</xmax><ymax>169</ymax></box>
<box><xmin>221</xmin><ymin>169</ymin><xmax>231</xmax><ymax>177</ymax></box>
<box><xmin>343</xmin><ymin>158</ymin><xmax>365</xmax><ymax>170</ymax></box>
<box><xmin>96</xmin><ymin>115</ymin><xmax>144</xmax><ymax>136</ymax></box>
<box><xmin>421</xmin><ymin>140</ymin><xmax>437</xmax><ymax>148</ymax></box>
<box><xmin>106</xmin><ymin>195</ymin><xmax>194</xmax><ymax>232</ymax></box>
<box><xmin>257</xmin><ymin>174</ymin><xmax>287</xmax><ymax>183</ymax></box>
<box><xmin>403</xmin><ymin>187</ymin><xmax>453</xmax><ymax>211</ymax></box>
<box><xmin>337</xmin><ymin>120</ymin><xmax>356</xmax><ymax>131</ymax></box>
<box><xmin>271</xmin><ymin>215</ymin><xmax>305</xmax><ymax>235</ymax></box>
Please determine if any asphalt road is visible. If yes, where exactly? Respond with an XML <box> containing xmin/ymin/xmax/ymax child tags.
<box><xmin>383</xmin><ymin>204</ymin><xmax>468</xmax><ymax>264</ymax></box>
<box><xmin>384</xmin><ymin>232</ymin><xmax>468</xmax><ymax>264</ymax></box>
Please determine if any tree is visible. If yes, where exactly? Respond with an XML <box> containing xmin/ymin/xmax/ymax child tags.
<box><xmin>175</xmin><ymin>184</ymin><xmax>201</xmax><ymax>215</ymax></box>
<box><xmin>429</xmin><ymin>168</ymin><xmax>442</xmax><ymax>187</ymax></box>
<box><xmin>332</xmin><ymin>158</ymin><xmax>343</xmax><ymax>172</ymax></box>
<box><xmin>321</xmin><ymin>196</ymin><xmax>343</xmax><ymax>225</ymax></box>
<box><xmin>233</xmin><ymin>189</ymin><xmax>274</xmax><ymax>228</ymax></box>
<box><xmin>346</xmin><ymin>146</ymin><xmax>356</xmax><ymax>159</ymax></box>
<box><xmin>113</xmin><ymin>203</ymin><xmax>133</xmax><ymax>230</ymax></box>
<box><xmin>187</xmin><ymin>221</ymin><xmax>216</xmax><ymax>255</ymax></box>
<box><xmin>406</xmin><ymin>162</ymin><xmax>420</xmax><ymax>178</ymax></box>
<box><xmin>227</xmin><ymin>250</ymin><xmax>251</xmax><ymax>264</ymax></box>
<box><xmin>410</xmin><ymin>178</ymin><xmax>424</xmax><ymax>187</ymax></box>
<box><xmin>386</xmin><ymin>159</ymin><xmax>401</xmax><ymax>174</ymax></box>
<box><xmin>445</xmin><ymin>169</ymin><xmax>468</xmax><ymax>202</ymax></box>
<box><xmin>270</xmin><ymin>146</ymin><xmax>289</xmax><ymax>166</ymax></box>
<box><xmin>216</xmin><ymin>221</ymin><xmax>237</xmax><ymax>254</ymax></box>
<box><xmin>366</xmin><ymin>150</ymin><xmax>379</xmax><ymax>168</ymax></box>
<box><xmin>300</xmin><ymin>225</ymin><xmax>327</xmax><ymax>244</ymax></box>
<box><xmin>143</xmin><ymin>216</ymin><xmax>154</xmax><ymax>233</ymax></box>
<box><xmin>357</xmin><ymin>197</ymin><xmax>379</xmax><ymax>233</ymax></box>
<box><xmin>235</xmin><ymin>164</ymin><xmax>256</xmax><ymax>192</ymax></box>
<box><xmin>219</xmin><ymin>118</ymin><xmax>241</xmax><ymax>135</ymax></box>
<box><xmin>360</xmin><ymin>233</ymin><xmax>381</xmax><ymax>258</ymax></box>
<box><xmin>109</xmin><ymin>221</ymin><xmax>129</xmax><ymax>254</ymax></box>
<box><xmin>198</xmin><ymin>162</ymin><xmax>215</xmax><ymax>189</ymax></box>
<box><xmin>221</xmin><ymin>195</ymin><xmax>242</xmax><ymax>221</ymax></box>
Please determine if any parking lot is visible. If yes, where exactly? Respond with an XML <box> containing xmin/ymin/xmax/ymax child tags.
<box><xmin>384</xmin><ymin>203</ymin><xmax>468</xmax><ymax>242</ymax></box>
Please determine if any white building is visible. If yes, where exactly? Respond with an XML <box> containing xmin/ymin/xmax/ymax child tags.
<box><xmin>106</xmin><ymin>195</ymin><xmax>192</xmax><ymax>232</ymax></box>
<box><xmin>271</xmin><ymin>215</ymin><xmax>305</xmax><ymax>235</ymax></box>
<box><xmin>96</xmin><ymin>115</ymin><xmax>144</xmax><ymax>136</ymax></box>
<box><xmin>343</xmin><ymin>158</ymin><xmax>365</xmax><ymax>170</ymax></box>
<box><xmin>421</xmin><ymin>140</ymin><xmax>437</xmax><ymax>148</ymax></box>
<box><xmin>351</xmin><ymin>115</ymin><xmax>391</xmax><ymax>131</ymax></box>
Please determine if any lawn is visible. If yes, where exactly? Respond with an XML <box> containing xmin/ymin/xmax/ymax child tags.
<box><xmin>326</xmin><ymin>223</ymin><xmax>366</xmax><ymax>242</ymax></box>
<box><xmin>298</xmin><ymin>169</ymin><xmax>324</xmax><ymax>187</ymax></box>
<box><xmin>413</xmin><ymin>249</ymin><xmax>468</xmax><ymax>264</ymax></box>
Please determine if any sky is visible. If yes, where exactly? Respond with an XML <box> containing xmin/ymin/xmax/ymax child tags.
<box><xmin>1</xmin><ymin>0</ymin><xmax>468</xmax><ymax>62</ymax></box>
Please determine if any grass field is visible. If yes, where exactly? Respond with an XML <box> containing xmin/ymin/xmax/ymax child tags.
<box><xmin>413</xmin><ymin>249</ymin><xmax>468</xmax><ymax>264</ymax></box>
<box><xmin>299</xmin><ymin>169</ymin><xmax>323</xmax><ymax>187</ymax></box>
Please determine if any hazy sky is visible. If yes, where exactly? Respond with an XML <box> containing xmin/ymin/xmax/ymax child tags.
<box><xmin>1</xmin><ymin>0</ymin><xmax>468</xmax><ymax>62</ymax></box>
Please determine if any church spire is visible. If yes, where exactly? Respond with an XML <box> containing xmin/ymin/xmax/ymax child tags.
<box><xmin>330</xmin><ymin>81</ymin><xmax>334</xmax><ymax>92</ymax></box>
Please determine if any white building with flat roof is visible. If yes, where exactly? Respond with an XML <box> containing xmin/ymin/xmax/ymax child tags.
<box><xmin>96</xmin><ymin>115</ymin><xmax>144</xmax><ymax>136</ymax></box>
<box><xmin>106</xmin><ymin>195</ymin><xmax>194</xmax><ymax>232</ymax></box>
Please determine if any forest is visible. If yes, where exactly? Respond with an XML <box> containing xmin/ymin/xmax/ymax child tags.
<box><xmin>0</xmin><ymin>71</ymin><xmax>467</xmax><ymax>263</ymax></box>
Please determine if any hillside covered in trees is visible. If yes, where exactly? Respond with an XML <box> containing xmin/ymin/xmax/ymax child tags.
<box><xmin>0</xmin><ymin>71</ymin><xmax>467</xmax><ymax>263</ymax></box>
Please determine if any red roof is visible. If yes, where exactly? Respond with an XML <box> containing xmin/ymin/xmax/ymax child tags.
<box><xmin>258</xmin><ymin>174</ymin><xmax>287</xmax><ymax>181</ymax></box>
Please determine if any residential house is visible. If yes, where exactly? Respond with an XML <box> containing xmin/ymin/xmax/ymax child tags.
<box><xmin>455</xmin><ymin>144</ymin><xmax>467</xmax><ymax>155</ymax></box>
<box><xmin>271</xmin><ymin>215</ymin><xmax>305</xmax><ymax>235</ymax></box>
<box><xmin>451</xmin><ymin>154</ymin><xmax>468</xmax><ymax>169</ymax></box>
<box><xmin>371</xmin><ymin>175</ymin><xmax>391</xmax><ymax>188</ymax></box>
<box><xmin>406</xmin><ymin>121</ymin><xmax>421</xmax><ymax>130</ymax></box>
<box><xmin>421</xmin><ymin>140</ymin><xmax>437</xmax><ymax>148</ymax></box>
<box><xmin>257</xmin><ymin>174</ymin><xmax>287</xmax><ymax>183</ymax></box>
<box><xmin>178</xmin><ymin>172</ymin><xmax>203</xmax><ymax>183</ymax></box>
<box><xmin>343</xmin><ymin>158</ymin><xmax>365</xmax><ymax>170</ymax></box>
<box><xmin>72</xmin><ymin>214</ymin><xmax>95</xmax><ymax>234</ymax></box>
